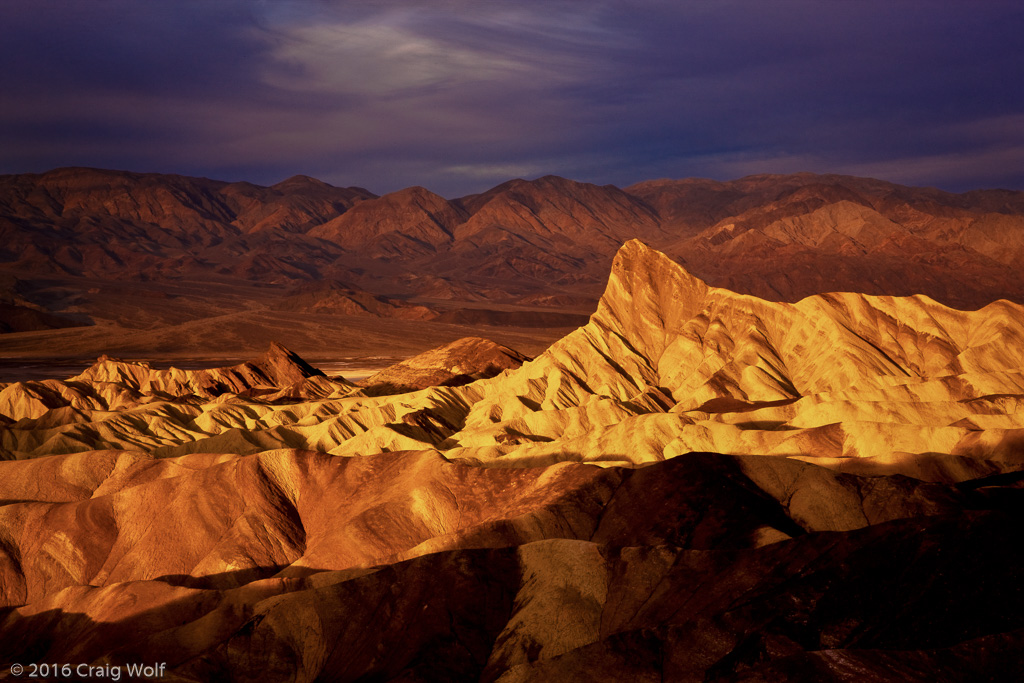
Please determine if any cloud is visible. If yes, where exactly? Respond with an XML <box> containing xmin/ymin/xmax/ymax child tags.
<box><xmin>0</xmin><ymin>0</ymin><xmax>1022</xmax><ymax>194</ymax></box>
<box><xmin>259</xmin><ymin>18</ymin><xmax>512</xmax><ymax>96</ymax></box>
<box><xmin>836</xmin><ymin>146</ymin><xmax>1024</xmax><ymax>191</ymax></box>
<box><xmin>442</xmin><ymin>163</ymin><xmax>546</xmax><ymax>180</ymax></box>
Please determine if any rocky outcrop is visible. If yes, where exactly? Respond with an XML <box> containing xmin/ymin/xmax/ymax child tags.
<box><xmin>0</xmin><ymin>343</ymin><xmax>347</xmax><ymax>422</ymax></box>
<box><xmin>360</xmin><ymin>336</ymin><xmax>531</xmax><ymax>395</ymax></box>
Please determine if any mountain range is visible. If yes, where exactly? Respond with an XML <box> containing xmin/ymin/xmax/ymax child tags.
<box><xmin>2</xmin><ymin>167</ymin><xmax>1024</xmax><ymax>358</ymax></box>
<box><xmin>0</xmin><ymin>241</ymin><xmax>1021</xmax><ymax>680</ymax></box>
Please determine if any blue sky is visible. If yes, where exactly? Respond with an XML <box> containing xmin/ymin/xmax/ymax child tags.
<box><xmin>1</xmin><ymin>0</ymin><xmax>1022</xmax><ymax>196</ymax></box>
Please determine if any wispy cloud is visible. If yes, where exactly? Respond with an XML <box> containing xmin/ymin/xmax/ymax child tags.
<box><xmin>442</xmin><ymin>163</ymin><xmax>545</xmax><ymax>180</ymax></box>
<box><xmin>258</xmin><ymin>16</ymin><xmax>524</xmax><ymax>96</ymax></box>
<box><xmin>0</xmin><ymin>0</ymin><xmax>1022</xmax><ymax>194</ymax></box>
<box><xmin>252</xmin><ymin>2</ymin><xmax>622</xmax><ymax>95</ymax></box>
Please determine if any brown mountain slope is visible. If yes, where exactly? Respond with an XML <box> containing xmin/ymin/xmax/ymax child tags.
<box><xmin>4</xmin><ymin>167</ymin><xmax>1024</xmax><ymax>360</ymax></box>
<box><xmin>0</xmin><ymin>167</ymin><xmax>374</xmax><ymax>238</ymax></box>
<box><xmin>437</xmin><ymin>175</ymin><xmax>664</xmax><ymax>292</ymax></box>
<box><xmin>0</xmin><ymin>167</ymin><xmax>374</xmax><ymax>282</ymax></box>
<box><xmin>632</xmin><ymin>174</ymin><xmax>1024</xmax><ymax>307</ymax></box>
<box><xmin>309</xmin><ymin>185</ymin><xmax>466</xmax><ymax>259</ymax></box>
<box><xmin>271</xmin><ymin>280</ymin><xmax>437</xmax><ymax>319</ymax></box>
<box><xmin>456</xmin><ymin>175</ymin><xmax>662</xmax><ymax>246</ymax></box>
<box><xmin>316</xmin><ymin>175</ymin><xmax>667</xmax><ymax>299</ymax></box>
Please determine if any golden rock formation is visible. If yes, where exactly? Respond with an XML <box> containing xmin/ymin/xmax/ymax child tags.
<box><xmin>1</xmin><ymin>241</ymin><xmax>1023</xmax><ymax>680</ymax></box>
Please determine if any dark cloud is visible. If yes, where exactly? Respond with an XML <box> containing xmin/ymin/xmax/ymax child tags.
<box><xmin>1</xmin><ymin>0</ymin><xmax>1022</xmax><ymax>195</ymax></box>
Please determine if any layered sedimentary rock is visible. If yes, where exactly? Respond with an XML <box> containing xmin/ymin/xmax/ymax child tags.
<box><xmin>0</xmin><ymin>242</ymin><xmax>1022</xmax><ymax>680</ymax></box>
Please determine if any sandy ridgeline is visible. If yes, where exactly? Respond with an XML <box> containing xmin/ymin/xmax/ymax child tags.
<box><xmin>0</xmin><ymin>241</ymin><xmax>1022</xmax><ymax>681</ymax></box>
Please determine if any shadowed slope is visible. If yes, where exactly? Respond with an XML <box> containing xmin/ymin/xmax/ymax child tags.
<box><xmin>0</xmin><ymin>454</ymin><xmax>1019</xmax><ymax>680</ymax></box>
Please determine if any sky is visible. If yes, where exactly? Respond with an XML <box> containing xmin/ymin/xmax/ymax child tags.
<box><xmin>1</xmin><ymin>0</ymin><xmax>1022</xmax><ymax>197</ymax></box>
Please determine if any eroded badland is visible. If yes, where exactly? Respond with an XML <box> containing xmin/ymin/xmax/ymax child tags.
<box><xmin>0</xmin><ymin>235</ymin><xmax>1022</xmax><ymax>680</ymax></box>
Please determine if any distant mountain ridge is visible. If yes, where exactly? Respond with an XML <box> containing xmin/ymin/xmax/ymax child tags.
<box><xmin>2</xmin><ymin>166</ymin><xmax>1024</xmax><ymax>344</ymax></box>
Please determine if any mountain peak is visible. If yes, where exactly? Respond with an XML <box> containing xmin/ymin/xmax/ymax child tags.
<box><xmin>273</xmin><ymin>174</ymin><xmax>333</xmax><ymax>189</ymax></box>
<box><xmin>591</xmin><ymin>240</ymin><xmax>711</xmax><ymax>360</ymax></box>
<box><xmin>254</xmin><ymin>342</ymin><xmax>324</xmax><ymax>383</ymax></box>
<box><xmin>390</xmin><ymin>185</ymin><xmax>448</xmax><ymax>202</ymax></box>
<box><xmin>609</xmin><ymin>239</ymin><xmax>709</xmax><ymax>296</ymax></box>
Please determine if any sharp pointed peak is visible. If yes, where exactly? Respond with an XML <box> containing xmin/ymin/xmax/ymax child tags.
<box><xmin>256</xmin><ymin>342</ymin><xmax>323</xmax><ymax>379</ymax></box>
<box><xmin>612</xmin><ymin>240</ymin><xmax>708</xmax><ymax>286</ymax></box>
